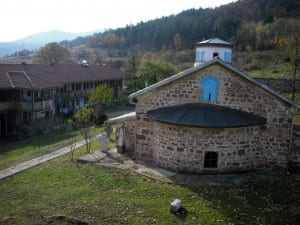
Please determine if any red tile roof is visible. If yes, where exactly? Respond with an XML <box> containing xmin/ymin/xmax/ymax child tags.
<box><xmin>0</xmin><ymin>64</ymin><xmax>123</xmax><ymax>90</ymax></box>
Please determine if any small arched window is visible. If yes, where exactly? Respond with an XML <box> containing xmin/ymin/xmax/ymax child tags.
<box><xmin>204</xmin><ymin>151</ymin><xmax>218</xmax><ymax>168</ymax></box>
<box><xmin>202</xmin><ymin>76</ymin><xmax>220</xmax><ymax>102</ymax></box>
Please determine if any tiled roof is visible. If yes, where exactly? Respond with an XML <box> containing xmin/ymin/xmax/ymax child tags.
<box><xmin>0</xmin><ymin>72</ymin><xmax>11</xmax><ymax>89</ymax></box>
<box><xmin>0</xmin><ymin>64</ymin><xmax>123</xmax><ymax>90</ymax></box>
<box><xmin>6</xmin><ymin>71</ymin><xmax>33</xmax><ymax>89</ymax></box>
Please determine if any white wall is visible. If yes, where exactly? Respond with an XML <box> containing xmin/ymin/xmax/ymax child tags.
<box><xmin>195</xmin><ymin>46</ymin><xmax>232</xmax><ymax>66</ymax></box>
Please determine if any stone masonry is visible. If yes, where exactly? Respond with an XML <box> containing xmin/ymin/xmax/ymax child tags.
<box><xmin>115</xmin><ymin>119</ymin><xmax>136</xmax><ymax>157</ymax></box>
<box><xmin>125</xmin><ymin>62</ymin><xmax>295</xmax><ymax>173</ymax></box>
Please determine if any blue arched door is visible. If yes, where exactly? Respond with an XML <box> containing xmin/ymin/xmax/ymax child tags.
<box><xmin>202</xmin><ymin>76</ymin><xmax>219</xmax><ymax>102</ymax></box>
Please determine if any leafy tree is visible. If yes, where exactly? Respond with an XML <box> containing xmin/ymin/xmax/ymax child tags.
<box><xmin>123</xmin><ymin>56</ymin><xmax>138</xmax><ymax>93</ymax></box>
<box><xmin>278</xmin><ymin>19</ymin><xmax>300</xmax><ymax>100</ymax></box>
<box><xmin>74</xmin><ymin>107</ymin><xmax>94</xmax><ymax>153</ymax></box>
<box><xmin>88</xmin><ymin>84</ymin><xmax>114</xmax><ymax>114</ymax></box>
<box><xmin>60</xmin><ymin>0</ymin><xmax>300</xmax><ymax>54</ymax></box>
<box><xmin>34</xmin><ymin>42</ymin><xmax>71</xmax><ymax>64</ymax></box>
<box><xmin>137</xmin><ymin>60</ymin><xmax>179</xmax><ymax>88</ymax></box>
<box><xmin>236</xmin><ymin>23</ymin><xmax>257</xmax><ymax>51</ymax></box>
<box><xmin>173</xmin><ymin>33</ymin><xmax>184</xmax><ymax>51</ymax></box>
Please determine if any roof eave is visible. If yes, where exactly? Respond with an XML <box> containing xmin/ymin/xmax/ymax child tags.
<box><xmin>129</xmin><ymin>58</ymin><xmax>299</xmax><ymax>109</ymax></box>
<box><xmin>195</xmin><ymin>43</ymin><xmax>233</xmax><ymax>48</ymax></box>
<box><xmin>129</xmin><ymin>59</ymin><xmax>216</xmax><ymax>99</ymax></box>
<box><xmin>216</xmin><ymin>59</ymin><xmax>299</xmax><ymax>108</ymax></box>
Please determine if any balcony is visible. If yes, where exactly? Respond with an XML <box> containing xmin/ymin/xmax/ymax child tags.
<box><xmin>0</xmin><ymin>100</ymin><xmax>54</xmax><ymax>112</ymax></box>
<box><xmin>60</xmin><ymin>89</ymin><xmax>92</xmax><ymax>99</ymax></box>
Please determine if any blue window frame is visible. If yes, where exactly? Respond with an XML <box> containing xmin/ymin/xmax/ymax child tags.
<box><xmin>201</xmin><ymin>51</ymin><xmax>205</xmax><ymax>61</ymax></box>
<box><xmin>196</xmin><ymin>51</ymin><xmax>205</xmax><ymax>62</ymax></box>
<box><xmin>223</xmin><ymin>51</ymin><xmax>231</xmax><ymax>63</ymax></box>
<box><xmin>202</xmin><ymin>76</ymin><xmax>220</xmax><ymax>102</ymax></box>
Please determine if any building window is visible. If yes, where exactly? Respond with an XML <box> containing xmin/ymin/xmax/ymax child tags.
<box><xmin>213</xmin><ymin>52</ymin><xmax>219</xmax><ymax>58</ymax></box>
<box><xmin>75</xmin><ymin>83</ymin><xmax>82</xmax><ymax>91</ymax></box>
<box><xmin>45</xmin><ymin>111</ymin><xmax>50</xmax><ymax>118</ymax></box>
<box><xmin>202</xmin><ymin>76</ymin><xmax>220</xmax><ymax>102</ymax></box>
<box><xmin>223</xmin><ymin>51</ymin><xmax>231</xmax><ymax>63</ymax></box>
<box><xmin>34</xmin><ymin>91</ymin><xmax>39</xmax><ymax>99</ymax></box>
<box><xmin>23</xmin><ymin>112</ymin><xmax>28</xmax><ymax>123</ymax></box>
<box><xmin>204</xmin><ymin>151</ymin><xmax>218</xmax><ymax>168</ymax></box>
<box><xmin>196</xmin><ymin>51</ymin><xmax>205</xmax><ymax>62</ymax></box>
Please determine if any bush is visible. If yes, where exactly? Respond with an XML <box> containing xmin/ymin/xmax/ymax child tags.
<box><xmin>97</xmin><ymin>113</ymin><xmax>107</xmax><ymax>125</ymax></box>
<box><xmin>63</xmin><ymin>110</ymin><xmax>73</xmax><ymax>120</ymax></box>
<box><xmin>16</xmin><ymin>124</ymin><xmax>33</xmax><ymax>137</ymax></box>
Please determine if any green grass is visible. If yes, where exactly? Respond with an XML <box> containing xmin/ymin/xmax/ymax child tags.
<box><xmin>294</xmin><ymin>113</ymin><xmax>300</xmax><ymax>125</ymax></box>
<box><xmin>283</xmin><ymin>92</ymin><xmax>300</xmax><ymax>125</ymax></box>
<box><xmin>0</xmin><ymin>142</ymin><xmax>299</xmax><ymax>225</ymax></box>
<box><xmin>0</xmin><ymin>127</ymin><xmax>103</xmax><ymax>171</ymax></box>
<box><xmin>247</xmin><ymin>63</ymin><xmax>292</xmax><ymax>79</ymax></box>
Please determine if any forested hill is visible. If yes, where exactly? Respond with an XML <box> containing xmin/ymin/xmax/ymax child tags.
<box><xmin>62</xmin><ymin>0</ymin><xmax>299</xmax><ymax>52</ymax></box>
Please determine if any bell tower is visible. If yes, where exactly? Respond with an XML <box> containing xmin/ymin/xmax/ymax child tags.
<box><xmin>194</xmin><ymin>38</ymin><xmax>233</xmax><ymax>66</ymax></box>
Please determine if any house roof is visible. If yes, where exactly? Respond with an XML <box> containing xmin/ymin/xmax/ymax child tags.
<box><xmin>108</xmin><ymin>112</ymin><xmax>136</xmax><ymax>124</ymax></box>
<box><xmin>3</xmin><ymin>71</ymin><xmax>61</xmax><ymax>90</ymax></box>
<box><xmin>196</xmin><ymin>38</ymin><xmax>233</xmax><ymax>47</ymax></box>
<box><xmin>129</xmin><ymin>58</ymin><xmax>299</xmax><ymax>108</ymax></box>
<box><xmin>147</xmin><ymin>103</ymin><xmax>267</xmax><ymax>128</ymax></box>
<box><xmin>0</xmin><ymin>64</ymin><xmax>123</xmax><ymax>90</ymax></box>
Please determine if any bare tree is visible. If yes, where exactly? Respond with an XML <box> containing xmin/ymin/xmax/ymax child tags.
<box><xmin>69</xmin><ymin>136</ymin><xmax>77</xmax><ymax>161</ymax></box>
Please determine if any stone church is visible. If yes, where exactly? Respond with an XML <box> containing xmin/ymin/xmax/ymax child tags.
<box><xmin>110</xmin><ymin>38</ymin><xmax>299</xmax><ymax>174</ymax></box>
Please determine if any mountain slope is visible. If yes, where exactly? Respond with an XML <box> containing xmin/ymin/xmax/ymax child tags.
<box><xmin>63</xmin><ymin>0</ymin><xmax>299</xmax><ymax>52</ymax></box>
<box><xmin>0</xmin><ymin>30</ymin><xmax>91</xmax><ymax>57</ymax></box>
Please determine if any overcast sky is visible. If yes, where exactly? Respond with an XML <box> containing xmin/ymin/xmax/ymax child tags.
<box><xmin>1</xmin><ymin>0</ymin><xmax>236</xmax><ymax>42</ymax></box>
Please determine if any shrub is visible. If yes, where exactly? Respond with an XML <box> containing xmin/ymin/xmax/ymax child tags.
<box><xmin>97</xmin><ymin>113</ymin><xmax>108</xmax><ymax>125</ymax></box>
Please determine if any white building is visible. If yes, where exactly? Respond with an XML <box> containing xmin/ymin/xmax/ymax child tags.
<box><xmin>194</xmin><ymin>38</ymin><xmax>233</xmax><ymax>66</ymax></box>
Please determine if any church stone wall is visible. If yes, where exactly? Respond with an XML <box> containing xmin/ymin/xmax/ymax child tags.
<box><xmin>115</xmin><ymin>119</ymin><xmax>136</xmax><ymax>157</ymax></box>
<box><xmin>134</xmin><ymin>63</ymin><xmax>293</xmax><ymax>173</ymax></box>
<box><xmin>152</xmin><ymin>122</ymin><xmax>258</xmax><ymax>173</ymax></box>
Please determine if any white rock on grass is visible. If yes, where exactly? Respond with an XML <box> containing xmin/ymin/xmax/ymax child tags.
<box><xmin>170</xmin><ymin>199</ymin><xmax>182</xmax><ymax>213</ymax></box>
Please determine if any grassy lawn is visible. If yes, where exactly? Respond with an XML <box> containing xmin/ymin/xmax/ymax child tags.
<box><xmin>0</xmin><ymin>142</ymin><xmax>299</xmax><ymax>225</ymax></box>
<box><xmin>247</xmin><ymin>63</ymin><xmax>292</xmax><ymax>79</ymax></box>
<box><xmin>283</xmin><ymin>93</ymin><xmax>300</xmax><ymax>125</ymax></box>
<box><xmin>0</xmin><ymin>127</ymin><xmax>103</xmax><ymax>171</ymax></box>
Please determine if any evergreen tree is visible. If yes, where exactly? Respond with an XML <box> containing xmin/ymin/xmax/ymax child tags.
<box><xmin>123</xmin><ymin>56</ymin><xmax>138</xmax><ymax>93</ymax></box>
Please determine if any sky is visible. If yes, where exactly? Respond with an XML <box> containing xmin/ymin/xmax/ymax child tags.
<box><xmin>1</xmin><ymin>0</ymin><xmax>236</xmax><ymax>42</ymax></box>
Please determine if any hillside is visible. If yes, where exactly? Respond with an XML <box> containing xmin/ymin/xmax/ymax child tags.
<box><xmin>62</xmin><ymin>0</ymin><xmax>299</xmax><ymax>49</ymax></box>
<box><xmin>57</xmin><ymin>0</ymin><xmax>299</xmax><ymax>70</ymax></box>
<box><xmin>1</xmin><ymin>0</ymin><xmax>299</xmax><ymax>75</ymax></box>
